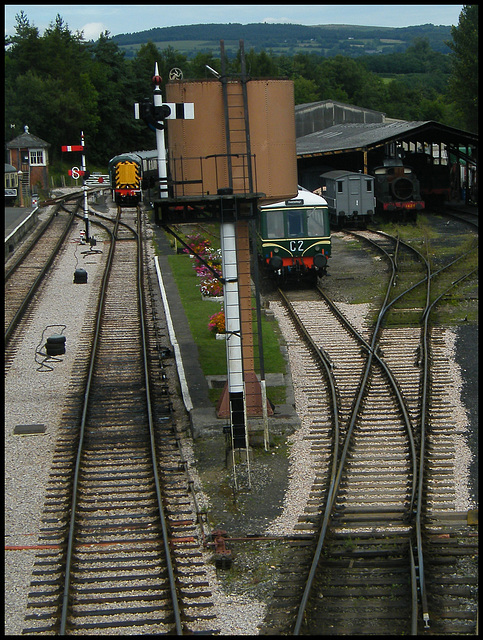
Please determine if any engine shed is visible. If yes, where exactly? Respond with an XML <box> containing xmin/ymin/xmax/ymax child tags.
<box><xmin>295</xmin><ymin>105</ymin><xmax>478</xmax><ymax>206</ymax></box>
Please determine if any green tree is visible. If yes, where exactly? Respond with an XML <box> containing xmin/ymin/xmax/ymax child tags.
<box><xmin>446</xmin><ymin>4</ymin><xmax>478</xmax><ymax>132</ymax></box>
<box><xmin>88</xmin><ymin>31</ymin><xmax>143</xmax><ymax>161</ymax></box>
<box><xmin>5</xmin><ymin>12</ymin><xmax>101</xmax><ymax>162</ymax></box>
<box><xmin>320</xmin><ymin>55</ymin><xmax>366</xmax><ymax>99</ymax></box>
<box><xmin>293</xmin><ymin>77</ymin><xmax>320</xmax><ymax>104</ymax></box>
<box><xmin>188</xmin><ymin>52</ymin><xmax>221</xmax><ymax>79</ymax></box>
<box><xmin>238</xmin><ymin>49</ymin><xmax>279</xmax><ymax>77</ymax></box>
<box><xmin>418</xmin><ymin>96</ymin><xmax>448</xmax><ymax>122</ymax></box>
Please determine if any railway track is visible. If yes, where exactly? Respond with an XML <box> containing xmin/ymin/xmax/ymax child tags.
<box><xmin>260</xmin><ymin>228</ymin><xmax>477</xmax><ymax>635</ymax></box>
<box><xmin>262</xmin><ymin>286</ymin><xmax>417</xmax><ymax>634</ymax></box>
<box><xmin>22</xmin><ymin>204</ymin><xmax>218</xmax><ymax>635</ymax></box>
<box><xmin>6</xmin><ymin>198</ymin><xmax>476</xmax><ymax>634</ymax></box>
<box><xmin>5</xmin><ymin>200</ymin><xmax>79</xmax><ymax>348</ymax></box>
<box><xmin>442</xmin><ymin>205</ymin><xmax>478</xmax><ymax>229</ymax></box>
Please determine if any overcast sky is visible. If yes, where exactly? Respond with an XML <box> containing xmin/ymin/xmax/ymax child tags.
<box><xmin>5</xmin><ymin>4</ymin><xmax>463</xmax><ymax>41</ymax></box>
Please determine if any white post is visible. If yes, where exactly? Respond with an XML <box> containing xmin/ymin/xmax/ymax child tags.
<box><xmin>153</xmin><ymin>63</ymin><xmax>168</xmax><ymax>199</ymax></box>
<box><xmin>81</xmin><ymin>131</ymin><xmax>89</xmax><ymax>239</ymax></box>
<box><xmin>221</xmin><ymin>220</ymin><xmax>249</xmax><ymax>490</ymax></box>
<box><xmin>221</xmin><ymin>222</ymin><xmax>244</xmax><ymax>395</ymax></box>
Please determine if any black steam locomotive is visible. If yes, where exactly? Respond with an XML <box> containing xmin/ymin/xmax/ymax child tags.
<box><xmin>371</xmin><ymin>158</ymin><xmax>425</xmax><ymax>218</ymax></box>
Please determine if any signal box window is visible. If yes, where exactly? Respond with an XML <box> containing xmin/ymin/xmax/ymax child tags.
<box><xmin>30</xmin><ymin>149</ymin><xmax>46</xmax><ymax>166</ymax></box>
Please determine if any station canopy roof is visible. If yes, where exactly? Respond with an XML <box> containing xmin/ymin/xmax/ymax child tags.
<box><xmin>296</xmin><ymin>120</ymin><xmax>478</xmax><ymax>158</ymax></box>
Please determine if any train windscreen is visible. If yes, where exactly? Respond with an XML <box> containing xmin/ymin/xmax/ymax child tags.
<box><xmin>287</xmin><ymin>210</ymin><xmax>305</xmax><ymax>237</ymax></box>
<box><xmin>307</xmin><ymin>207</ymin><xmax>329</xmax><ymax>237</ymax></box>
<box><xmin>266</xmin><ymin>211</ymin><xmax>285</xmax><ymax>238</ymax></box>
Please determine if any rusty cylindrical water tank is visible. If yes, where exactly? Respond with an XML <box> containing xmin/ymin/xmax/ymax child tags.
<box><xmin>165</xmin><ymin>78</ymin><xmax>298</xmax><ymax>204</ymax></box>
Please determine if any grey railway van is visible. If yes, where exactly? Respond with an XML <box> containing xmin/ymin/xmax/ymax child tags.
<box><xmin>320</xmin><ymin>170</ymin><xmax>375</xmax><ymax>228</ymax></box>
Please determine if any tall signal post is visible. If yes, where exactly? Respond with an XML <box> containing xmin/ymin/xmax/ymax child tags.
<box><xmin>62</xmin><ymin>132</ymin><xmax>90</xmax><ymax>239</ymax></box>
<box><xmin>152</xmin><ymin>64</ymin><xmax>169</xmax><ymax>199</ymax></box>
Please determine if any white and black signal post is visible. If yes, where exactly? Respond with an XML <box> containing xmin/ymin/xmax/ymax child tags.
<box><xmin>134</xmin><ymin>63</ymin><xmax>194</xmax><ymax>200</ymax></box>
<box><xmin>152</xmin><ymin>64</ymin><xmax>169</xmax><ymax>199</ymax></box>
<box><xmin>80</xmin><ymin>131</ymin><xmax>89</xmax><ymax>239</ymax></box>
<box><xmin>62</xmin><ymin>133</ymin><xmax>90</xmax><ymax>239</ymax></box>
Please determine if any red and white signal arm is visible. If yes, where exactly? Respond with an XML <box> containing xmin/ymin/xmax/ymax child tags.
<box><xmin>62</xmin><ymin>145</ymin><xmax>84</xmax><ymax>152</ymax></box>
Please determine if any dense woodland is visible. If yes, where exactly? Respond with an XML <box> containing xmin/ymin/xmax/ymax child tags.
<box><xmin>5</xmin><ymin>6</ymin><xmax>477</xmax><ymax>172</ymax></box>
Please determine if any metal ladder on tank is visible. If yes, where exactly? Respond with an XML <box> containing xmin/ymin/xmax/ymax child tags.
<box><xmin>220</xmin><ymin>40</ymin><xmax>254</xmax><ymax>195</ymax></box>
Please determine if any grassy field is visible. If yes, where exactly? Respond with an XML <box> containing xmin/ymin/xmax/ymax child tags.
<box><xmin>166</xmin><ymin>250</ymin><xmax>286</xmax><ymax>378</ymax></box>
<box><xmin>372</xmin><ymin>215</ymin><xmax>478</xmax><ymax>326</ymax></box>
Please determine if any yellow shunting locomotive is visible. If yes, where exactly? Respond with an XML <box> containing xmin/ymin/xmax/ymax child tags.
<box><xmin>108</xmin><ymin>150</ymin><xmax>158</xmax><ymax>206</ymax></box>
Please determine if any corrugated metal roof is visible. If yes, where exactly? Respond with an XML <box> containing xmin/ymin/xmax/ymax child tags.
<box><xmin>297</xmin><ymin>121</ymin><xmax>431</xmax><ymax>157</ymax></box>
<box><xmin>295</xmin><ymin>99</ymin><xmax>382</xmax><ymax>118</ymax></box>
<box><xmin>321</xmin><ymin>169</ymin><xmax>372</xmax><ymax>180</ymax></box>
<box><xmin>297</xmin><ymin>120</ymin><xmax>478</xmax><ymax>158</ymax></box>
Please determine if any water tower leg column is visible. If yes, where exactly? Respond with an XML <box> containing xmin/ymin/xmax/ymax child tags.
<box><xmin>221</xmin><ymin>222</ymin><xmax>247</xmax><ymax>451</ymax></box>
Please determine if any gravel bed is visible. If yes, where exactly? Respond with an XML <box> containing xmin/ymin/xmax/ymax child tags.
<box><xmin>5</xmin><ymin>211</ymin><xmax>477</xmax><ymax>635</ymax></box>
<box><xmin>5</xmin><ymin>216</ymin><xmax>104</xmax><ymax>636</ymax></box>
<box><xmin>439</xmin><ymin>328</ymin><xmax>475</xmax><ymax>511</ymax></box>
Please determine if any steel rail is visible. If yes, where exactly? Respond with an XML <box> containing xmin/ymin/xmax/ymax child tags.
<box><xmin>415</xmin><ymin>260</ymin><xmax>478</xmax><ymax>630</ymax></box>
<box><xmin>59</xmin><ymin>211</ymin><xmax>118</xmax><ymax>635</ymax></box>
<box><xmin>317</xmin><ymin>284</ymin><xmax>418</xmax><ymax>511</ymax></box>
<box><xmin>277</xmin><ymin>288</ymin><xmax>340</xmax><ymax>636</ymax></box>
<box><xmin>39</xmin><ymin>185</ymin><xmax>105</xmax><ymax>208</ymax></box>
<box><xmin>291</xmin><ymin>227</ymin><xmax>476</xmax><ymax>633</ymax></box>
<box><xmin>5</xmin><ymin>202</ymin><xmax>79</xmax><ymax>343</ymax></box>
<box><xmin>293</xmin><ymin>231</ymin><xmax>424</xmax><ymax>634</ymax></box>
<box><xmin>136</xmin><ymin>211</ymin><xmax>184</xmax><ymax>635</ymax></box>
<box><xmin>278</xmin><ymin>287</ymin><xmax>341</xmax><ymax>476</ymax></box>
<box><xmin>59</xmin><ymin>207</ymin><xmax>183</xmax><ymax>634</ymax></box>
<box><xmin>388</xmin><ymin>235</ymin><xmax>476</xmax><ymax>630</ymax></box>
<box><xmin>5</xmin><ymin>201</ymin><xmax>64</xmax><ymax>280</ymax></box>
<box><xmin>352</xmin><ymin>228</ymin><xmax>477</xmax><ymax>630</ymax></box>
<box><xmin>345</xmin><ymin>229</ymin><xmax>432</xmax><ymax>631</ymax></box>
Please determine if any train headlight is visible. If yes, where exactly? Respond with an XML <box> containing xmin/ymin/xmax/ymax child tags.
<box><xmin>269</xmin><ymin>255</ymin><xmax>283</xmax><ymax>270</ymax></box>
<box><xmin>313</xmin><ymin>253</ymin><xmax>327</xmax><ymax>269</ymax></box>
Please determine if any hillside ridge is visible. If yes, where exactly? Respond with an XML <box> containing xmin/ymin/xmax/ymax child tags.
<box><xmin>110</xmin><ymin>21</ymin><xmax>452</xmax><ymax>57</ymax></box>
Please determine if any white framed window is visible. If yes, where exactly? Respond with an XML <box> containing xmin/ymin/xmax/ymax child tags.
<box><xmin>30</xmin><ymin>149</ymin><xmax>46</xmax><ymax>166</ymax></box>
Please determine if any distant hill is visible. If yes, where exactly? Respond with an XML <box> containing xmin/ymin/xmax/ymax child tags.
<box><xmin>111</xmin><ymin>22</ymin><xmax>453</xmax><ymax>58</ymax></box>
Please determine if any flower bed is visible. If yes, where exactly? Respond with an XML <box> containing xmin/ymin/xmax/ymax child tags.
<box><xmin>183</xmin><ymin>234</ymin><xmax>227</xmax><ymax>336</ymax></box>
<box><xmin>184</xmin><ymin>234</ymin><xmax>224</xmax><ymax>299</ymax></box>
<box><xmin>208</xmin><ymin>310</ymin><xmax>225</xmax><ymax>335</ymax></box>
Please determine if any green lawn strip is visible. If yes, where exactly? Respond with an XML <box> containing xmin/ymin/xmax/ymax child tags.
<box><xmin>167</xmin><ymin>253</ymin><xmax>286</xmax><ymax>379</ymax></box>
